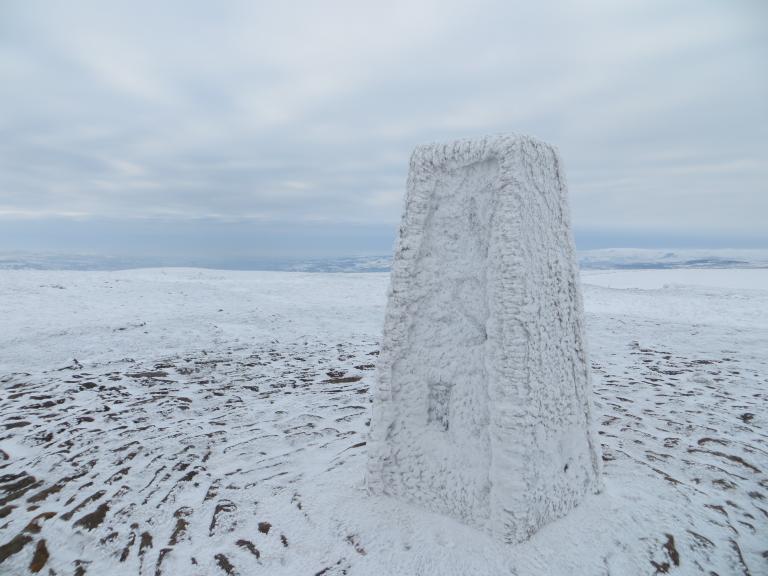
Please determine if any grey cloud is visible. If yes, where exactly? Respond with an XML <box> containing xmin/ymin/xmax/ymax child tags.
<box><xmin>0</xmin><ymin>0</ymin><xmax>766</xmax><ymax>258</ymax></box>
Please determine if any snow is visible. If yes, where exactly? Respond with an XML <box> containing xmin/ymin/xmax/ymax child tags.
<box><xmin>583</xmin><ymin>268</ymin><xmax>768</xmax><ymax>291</ymax></box>
<box><xmin>0</xmin><ymin>267</ymin><xmax>766</xmax><ymax>575</ymax></box>
<box><xmin>367</xmin><ymin>135</ymin><xmax>601</xmax><ymax>543</ymax></box>
<box><xmin>0</xmin><ymin>269</ymin><xmax>386</xmax><ymax>374</ymax></box>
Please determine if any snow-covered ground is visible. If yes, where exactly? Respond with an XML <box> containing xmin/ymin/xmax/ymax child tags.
<box><xmin>1</xmin><ymin>268</ymin><xmax>766</xmax><ymax>575</ymax></box>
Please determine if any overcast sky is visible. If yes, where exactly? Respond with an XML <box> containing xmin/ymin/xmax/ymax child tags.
<box><xmin>1</xmin><ymin>0</ymin><xmax>766</xmax><ymax>259</ymax></box>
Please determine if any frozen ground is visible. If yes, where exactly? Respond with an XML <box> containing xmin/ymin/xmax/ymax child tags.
<box><xmin>0</xmin><ymin>268</ymin><xmax>766</xmax><ymax>575</ymax></box>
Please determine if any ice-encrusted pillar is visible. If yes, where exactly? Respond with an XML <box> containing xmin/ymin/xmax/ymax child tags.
<box><xmin>366</xmin><ymin>134</ymin><xmax>602</xmax><ymax>543</ymax></box>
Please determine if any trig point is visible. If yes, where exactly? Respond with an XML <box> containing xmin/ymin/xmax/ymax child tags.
<box><xmin>366</xmin><ymin>134</ymin><xmax>602</xmax><ymax>543</ymax></box>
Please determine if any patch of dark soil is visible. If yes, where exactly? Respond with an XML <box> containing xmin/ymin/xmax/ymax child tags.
<box><xmin>688</xmin><ymin>448</ymin><xmax>761</xmax><ymax>473</ymax></box>
<box><xmin>28</xmin><ymin>477</ymin><xmax>72</xmax><ymax>503</ymax></box>
<box><xmin>24</xmin><ymin>511</ymin><xmax>56</xmax><ymax>534</ymax></box>
<box><xmin>324</xmin><ymin>376</ymin><xmax>362</xmax><ymax>384</ymax></box>
<box><xmin>346</xmin><ymin>534</ymin><xmax>366</xmax><ymax>555</ymax></box>
<box><xmin>154</xmin><ymin>547</ymin><xmax>172</xmax><ymax>576</ymax></box>
<box><xmin>169</xmin><ymin>507</ymin><xmax>192</xmax><ymax>545</ymax></box>
<box><xmin>58</xmin><ymin>359</ymin><xmax>83</xmax><ymax>371</ymax></box>
<box><xmin>106</xmin><ymin>467</ymin><xmax>130</xmax><ymax>484</ymax></box>
<box><xmin>120</xmin><ymin>525</ymin><xmax>138</xmax><ymax>562</ymax></box>
<box><xmin>215</xmin><ymin>553</ymin><xmax>237</xmax><ymax>575</ymax></box>
<box><xmin>257</xmin><ymin>521</ymin><xmax>271</xmax><ymax>534</ymax></box>
<box><xmin>0</xmin><ymin>533</ymin><xmax>33</xmax><ymax>563</ymax></box>
<box><xmin>209</xmin><ymin>501</ymin><xmax>237</xmax><ymax>535</ymax></box>
<box><xmin>662</xmin><ymin>534</ymin><xmax>679</xmax><ymax>567</ymax></box>
<box><xmin>4</xmin><ymin>421</ymin><xmax>30</xmax><ymax>429</ymax></box>
<box><xmin>314</xmin><ymin>561</ymin><xmax>347</xmax><ymax>576</ymax></box>
<box><xmin>236</xmin><ymin>539</ymin><xmax>260</xmax><ymax>558</ymax></box>
<box><xmin>126</xmin><ymin>371</ymin><xmax>169</xmax><ymax>379</ymax></box>
<box><xmin>139</xmin><ymin>532</ymin><xmax>153</xmax><ymax>556</ymax></box>
<box><xmin>73</xmin><ymin>502</ymin><xmax>110</xmax><ymax>530</ymax></box>
<box><xmin>705</xmin><ymin>504</ymin><xmax>728</xmax><ymax>516</ymax></box>
<box><xmin>204</xmin><ymin>480</ymin><xmax>220</xmax><ymax>502</ymax></box>
<box><xmin>62</xmin><ymin>492</ymin><xmax>104</xmax><ymax>522</ymax></box>
<box><xmin>697</xmin><ymin>437</ymin><xmax>728</xmax><ymax>446</ymax></box>
<box><xmin>29</xmin><ymin>539</ymin><xmax>49</xmax><ymax>573</ymax></box>
<box><xmin>712</xmin><ymin>478</ymin><xmax>737</xmax><ymax>490</ymax></box>
<box><xmin>179</xmin><ymin>470</ymin><xmax>199</xmax><ymax>482</ymax></box>
<box><xmin>729</xmin><ymin>538</ymin><xmax>751</xmax><ymax>575</ymax></box>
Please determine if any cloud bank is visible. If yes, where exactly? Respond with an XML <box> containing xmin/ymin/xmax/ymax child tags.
<box><xmin>1</xmin><ymin>0</ymin><xmax>766</xmax><ymax>257</ymax></box>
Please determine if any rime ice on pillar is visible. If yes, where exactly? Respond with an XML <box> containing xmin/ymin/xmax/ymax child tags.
<box><xmin>366</xmin><ymin>134</ymin><xmax>602</xmax><ymax>543</ymax></box>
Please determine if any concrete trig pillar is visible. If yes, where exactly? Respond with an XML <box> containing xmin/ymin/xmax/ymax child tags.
<box><xmin>366</xmin><ymin>134</ymin><xmax>602</xmax><ymax>543</ymax></box>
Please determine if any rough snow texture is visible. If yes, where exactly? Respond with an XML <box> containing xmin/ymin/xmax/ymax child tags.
<box><xmin>1</xmin><ymin>268</ymin><xmax>767</xmax><ymax>575</ymax></box>
<box><xmin>367</xmin><ymin>135</ymin><xmax>602</xmax><ymax>543</ymax></box>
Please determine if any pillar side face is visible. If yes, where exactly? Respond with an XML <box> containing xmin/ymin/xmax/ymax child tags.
<box><xmin>367</xmin><ymin>134</ymin><xmax>601</xmax><ymax>543</ymax></box>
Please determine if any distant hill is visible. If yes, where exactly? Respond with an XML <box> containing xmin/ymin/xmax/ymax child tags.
<box><xmin>1</xmin><ymin>249</ymin><xmax>767</xmax><ymax>272</ymax></box>
<box><xmin>577</xmin><ymin>248</ymin><xmax>768</xmax><ymax>270</ymax></box>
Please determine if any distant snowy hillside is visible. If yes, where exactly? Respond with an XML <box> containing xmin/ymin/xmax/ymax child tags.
<box><xmin>578</xmin><ymin>248</ymin><xmax>768</xmax><ymax>270</ymax></box>
<box><xmin>0</xmin><ymin>252</ymin><xmax>391</xmax><ymax>273</ymax></box>
<box><xmin>2</xmin><ymin>249</ymin><xmax>767</xmax><ymax>273</ymax></box>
